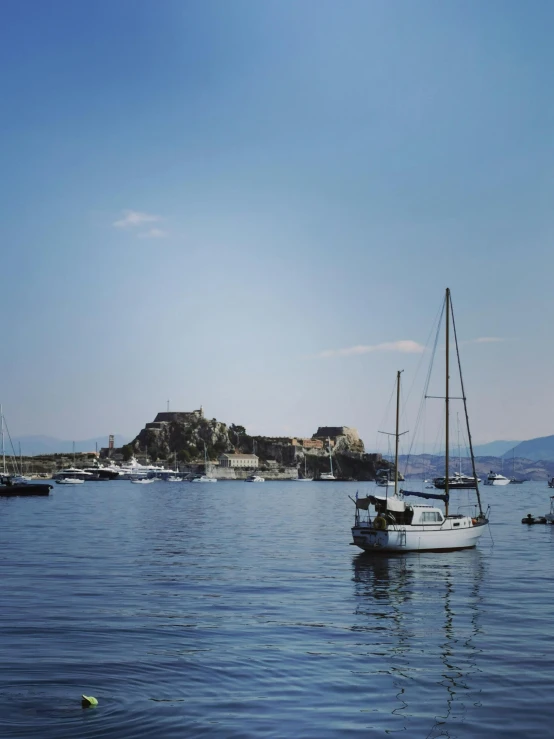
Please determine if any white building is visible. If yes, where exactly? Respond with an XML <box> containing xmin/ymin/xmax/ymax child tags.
<box><xmin>218</xmin><ymin>453</ymin><xmax>259</xmax><ymax>469</ymax></box>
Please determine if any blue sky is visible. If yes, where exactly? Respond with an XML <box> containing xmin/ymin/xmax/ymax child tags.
<box><xmin>1</xmin><ymin>0</ymin><xmax>553</xmax><ymax>448</ymax></box>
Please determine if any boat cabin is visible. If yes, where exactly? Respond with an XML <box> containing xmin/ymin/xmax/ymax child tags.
<box><xmin>355</xmin><ymin>494</ymin><xmax>448</xmax><ymax>527</ymax></box>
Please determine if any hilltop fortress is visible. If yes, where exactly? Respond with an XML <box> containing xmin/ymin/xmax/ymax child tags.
<box><xmin>102</xmin><ymin>408</ymin><xmax>383</xmax><ymax>480</ymax></box>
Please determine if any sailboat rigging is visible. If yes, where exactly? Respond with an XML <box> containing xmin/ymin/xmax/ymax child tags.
<box><xmin>319</xmin><ymin>436</ymin><xmax>336</xmax><ymax>481</ymax></box>
<box><xmin>509</xmin><ymin>448</ymin><xmax>524</xmax><ymax>484</ymax></box>
<box><xmin>352</xmin><ymin>288</ymin><xmax>489</xmax><ymax>552</ymax></box>
<box><xmin>191</xmin><ymin>442</ymin><xmax>217</xmax><ymax>483</ymax></box>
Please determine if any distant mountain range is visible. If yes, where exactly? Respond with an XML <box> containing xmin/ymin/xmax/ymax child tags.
<box><xmin>405</xmin><ymin>437</ymin><xmax>554</xmax><ymax>462</ymax></box>
<box><xmin>507</xmin><ymin>435</ymin><xmax>554</xmax><ymax>462</ymax></box>
<box><xmin>471</xmin><ymin>440</ymin><xmax>521</xmax><ymax>457</ymax></box>
<box><xmin>5</xmin><ymin>435</ymin><xmax>130</xmax><ymax>456</ymax></box>
<box><xmin>400</xmin><ymin>454</ymin><xmax>554</xmax><ymax>482</ymax></box>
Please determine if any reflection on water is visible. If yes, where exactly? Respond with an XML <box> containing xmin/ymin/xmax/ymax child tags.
<box><xmin>352</xmin><ymin>551</ymin><xmax>485</xmax><ymax>737</ymax></box>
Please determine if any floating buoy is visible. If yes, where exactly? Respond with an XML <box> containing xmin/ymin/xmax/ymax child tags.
<box><xmin>81</xmin><ymin>695</ymin><xmax>98</xmax><ymax>708</ymax></box>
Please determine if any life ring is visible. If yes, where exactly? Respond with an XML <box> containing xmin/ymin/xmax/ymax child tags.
<box><xmin>471</xmin><ymin>518</ymin><xmax>477</xmax><ymax>526</ymax></box>
<box><xmin>374</xmin><ymin>515</ymin><xmax>387</xmax><ymax>531</ymax></box>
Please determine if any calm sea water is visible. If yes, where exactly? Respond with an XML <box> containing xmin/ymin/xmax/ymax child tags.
<box><xmin>1</xmin><ymin>479</ymin><xmax>553</xmax><ymax>738</ymax></box>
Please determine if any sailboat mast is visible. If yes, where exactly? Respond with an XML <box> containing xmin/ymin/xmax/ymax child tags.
<box><xmin>394</xmin><ymin>370</ymin><xmax>401</xmax><ymax>497</ymax></box>
<box><xmin>457</xmin><ymin>413</ymin><xmax>461</xmax><ymax>475</ymax></box>
<box><xmin>445</xmin><ymin>288</ymin><xmax>450</xmax><ymax>517</ymax></box>
<box><xmin>449</xmin><ymin>293</ymin><xmax>484</xmax><ymax>517</ymax></box>
<box><xmin>1</xmin><ymin>405</ymin><xmax>5</xmax><ymax>476</ymax></box>
<box><xmin>328</xmin><ymin>437</ymin><xmax>333</xmax><ymax>476</ymax></box>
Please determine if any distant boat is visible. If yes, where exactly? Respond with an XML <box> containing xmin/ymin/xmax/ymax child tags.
<box><xmin>434</xmin><ymin>416</ymin><xmax>480</xmax><ymax>489</ymax></box>
<box><xmin>245</xmin><ymin>475</ymin><xmax>265</xmax><ymax>482</ymax></box>
<box><xmin>434</xmin><ymin>472</ymin><xmax>481</xmax><ymax>489</ymax></box>
<box><xmin>191</xmin><ymin>443</ymin><xmax>217</xmax><ymax>482</ymax></box>
<box><xmin>484</xmin><ymin>471</ymin><xmax>510</xmax><ymax>486</ymax></box>
<box><xmin>509</xmin><ymin>450</ymin><xmax>525</xmax><ymax>484</ymax></box>
<box><xmin>56</xmin><ymin>478</ymin><xmax>84</xmax><ymax>485</ymax></box>
<box><xmin>53</xmin><ymin>467</ymin><xmax>94</xmax><ymax>481</ymax></box>
<box><xmin>318</xmin><ymin>437</ymin><xmax>336</xmax><ymax>481</ymax></box>
<box><xmin>299</xmin><ymin>455</ymin><xmax>313</xmax><ymax>481</ymax></box>
<box><xmin>130</xmin><ymin>478</ymin><xmax>155</xmax><ymax>485</ymax></box>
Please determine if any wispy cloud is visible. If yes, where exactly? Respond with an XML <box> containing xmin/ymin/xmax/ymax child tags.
<box><xmin>137</xmin><ymin>228</ymin><xmax>168</xmax><ymax>239</ymax></box>
<box><xmin>472</xmin><ymin>336</ymin><xmax>507</xmax><ymax>344</ymax></box>
<box><xmin>113</xmin><ymin>209</ymin><xmax>161</xmax><ymax>229</ymax></box>
<box><xmin>315</xmin><ymin>340</ymin><xmax>425</xmax><ymax>359</ymax></box>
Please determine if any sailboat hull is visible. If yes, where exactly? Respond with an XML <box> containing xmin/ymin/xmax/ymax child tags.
<box><xmin>351</xmin><ymin>520</ymin><xmax>487</xmax><ymax>553</ymax></box>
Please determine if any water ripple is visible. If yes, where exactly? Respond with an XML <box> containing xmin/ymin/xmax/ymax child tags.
<box><xmin>0</xmin><ymin>480</ymin><xmax>553</xmax><ymax>737</ymax></box>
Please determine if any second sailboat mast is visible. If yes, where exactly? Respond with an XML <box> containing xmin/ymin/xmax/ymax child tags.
<box><xmin>394</xmin><ymin>370</ymin><xmax>401</xmax><ymax>497</ymax></box>
<box><xmin>445</xmin><ymin>288</ymin><xmax>450</xmax><ymax>517</ymax></box>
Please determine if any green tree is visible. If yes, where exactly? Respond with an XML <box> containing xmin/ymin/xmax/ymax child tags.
<box><xmin>121</xmin><ymin>444</ymin><xmax>133</xmax><ymax>462</ymax></box>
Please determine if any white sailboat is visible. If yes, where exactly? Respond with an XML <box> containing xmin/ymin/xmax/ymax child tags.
<box><xmin>318</xmin><ymin>437</ymin><xmax>336</xmax><ymax>481</ymax></box>
<box><xmin>299</xmin><ymin>454</ymin><xmax>313</xmax><ymax>481</ymax></box>
<box><xmin>351</xmin><ymin>288</ymin><xmax>489</xmax><ymax>552</ymax></box>
<box><xmin>192</xmin><ymin>443</ymin><xmax>217</xmax><ymax>483</ymax></box>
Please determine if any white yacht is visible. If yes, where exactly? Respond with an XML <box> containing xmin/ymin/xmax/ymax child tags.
<box><xmin>245</xmin><ymin>475</ymin><xmax>265</xmax><ymax>482</ymax></box>
<box><xmin>351</xmin><ymin>289</ymin><xmax>489</xmax><ymax>553</ymax></box>
<box><xmin>484</xmin><ymin>471</ymin><xmax>510</xmax><ymax>486</ymax></box>
<box><xmin>118</xmin><ymin>457</ymin><xmax>173</xmax><ymax>480</ymax></box>
<box><xmin>53</xmin><ymin>467</ymin><xmax>94</xmax><ymax>481</ymax></box>
<box><xmin>130</xmin><ymin>477</ymin><xmax>155</xmax><ymax>485</ymax></box>
<box><xmin>56</xmin><ymin>478</ymin><xmax>84</xmax><ymax>485</ymax></box>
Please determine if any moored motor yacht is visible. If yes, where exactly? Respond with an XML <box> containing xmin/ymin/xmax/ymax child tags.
<box><xmin>118</xmin><ymin>457</ymin><xmax>173</xmax><ymax>480</ymax></box>
<box><xmin>484</xmin><ymin>471</ymin><xmax>510</xmax><ymax>486</ymax></box>
<box><xmin>53</xmin><ymin>467</ymin><xmax>94</xmax><ymax>481</ymax></box>
<box><xmin>191</xmin><ymin>475</ymin><xmax>217</xmax><ymax>483</ymax></box>
<box><xmin>433</xmin><ymin>471</ymin><xmax>481</xmax><ymax>489</ymax></box>
<box><xmin>83</xmin><ymin>464</ymin><xmax>122</xmax><ymax>480</ymax></box>
<box><xmin>56</xmin><ymin>478</ymin><xmax>84</xmax><ymax>485</ymax></box>
<box><xmin>245</xmin><ymin>475</ymin><xmax>265</xmax><ymax>482</ymax></box>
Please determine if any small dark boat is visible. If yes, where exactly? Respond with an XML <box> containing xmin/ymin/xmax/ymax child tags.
<box><xmin>521</xmin><ymin>514</ymin><xmax>548</xmax><ymax>525</ymax></box>
<box><xmin>0</xmin><ymin>476</ymin><xmax>52</xmax><ymax>497</ymax></box>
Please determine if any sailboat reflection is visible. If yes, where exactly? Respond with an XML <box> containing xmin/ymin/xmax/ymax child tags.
<box><xmin>352</xmin><ymin>551</ymin><xmax>486</xmax><ymax>737</ymax></box>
